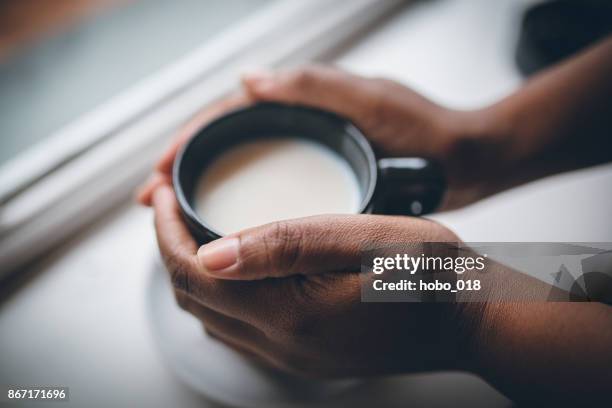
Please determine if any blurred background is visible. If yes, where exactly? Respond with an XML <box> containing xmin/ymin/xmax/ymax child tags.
<box><xmin>0</xmin><ymin>1</ymin><xmax>611</xmax><ymax>407</ymax></box>
<box><xmin>0</xmin><ymin>0</ymin><xmax>269</xmax><ymax>165</ymax></box>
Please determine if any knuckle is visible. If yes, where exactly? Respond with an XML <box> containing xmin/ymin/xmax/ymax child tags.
<box><xmin>365</xmin><ymin>79</ymin><xmax>392</xmax><ymax>129</ymax></box>
<box><xmin>358</xmin><ymin>77</ymin><xmax>406</xmax><ymax>131</ymax></box>
<box><xmin>288</xmin><ymin>67</ymin><xmax>316</xmax><ymax>89</ymax></box>
<box><xmin>273</xmin><ymin>306</ymin><xmax>317</xmax><ymax>345</ymax></box>
<box><xmin>163</xmin><ymin>251</ymin><xmax>193</xmax><ymax>294</ymax></box>
<box><xmin>262</xmin><ymin>221</ymin><xmax>304</xmax><ymax>276</ymax></box>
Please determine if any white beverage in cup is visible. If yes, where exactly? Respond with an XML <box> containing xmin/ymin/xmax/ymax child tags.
<box><xmin>195</xmin><ymin>137</ymin><xmax>361</xmax><ymax>235</ymax></box>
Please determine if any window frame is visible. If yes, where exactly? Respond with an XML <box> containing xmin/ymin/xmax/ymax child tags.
<box><xmin>0</xmin><ymin>0</ymin><xmax>406</xmax><ymax>277</ymax></box>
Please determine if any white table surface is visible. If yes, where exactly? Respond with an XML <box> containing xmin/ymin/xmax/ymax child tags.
<box><xmin>2</xmin><ymin>1</ymin><xmax>611</xmax><ymax>407</ymax></box>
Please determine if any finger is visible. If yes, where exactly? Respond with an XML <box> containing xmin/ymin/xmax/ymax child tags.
<box><xmin>206</xmin><ymin>325</ymin><xmax>289</xmax><ymax>372</ymax></box>
<box><xmin>175</xmin><ymin>291</ymin><xmax>276</xmax><ymax>363</ymax></box>
<box><xmin>152</xmin><ymin>184</ymin><xmax>199</xmax><ymax>289</ymax></box>
<box><xmin>139</xmin><ymin>93</ymin><xmax>250</xmax><ymax>207</ymax></box>
<box><xmin>206</xmin><ymin>328</ymin><xmax>263</xmax><ymax>361</ymax></box>
<box><xmin>135</xmin><ymin>171</ymin><xmax>171</xmax><ymax>206</ymax></box>
<box><xmin>151</xmin><ymin>182</ymin><xmax>321</xmax><ymax>342</ymax></box>
<box><xmin>156</xmin><ymin>92</ymin><xmax>252</xmax><ymax>175</ymax></box>
<box><xmin>196</xmin><ymin>214</ymin><xmax>442</xmax><ymax>280</ymax></box>
<box><xmin>242</xmin><ymin>65</ymin><xmax>380</xmax><ymax>125</ymax></box>
<box><xmin>152</xmin><ymin>184</ymin><xmax>306</xmax><ymax>329</ymax></box>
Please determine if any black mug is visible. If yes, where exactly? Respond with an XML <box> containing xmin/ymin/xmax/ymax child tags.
<box><xmin>174</xmin><ymin>103</ymin><xmax>446</xmax><ymax>244</ymax></box>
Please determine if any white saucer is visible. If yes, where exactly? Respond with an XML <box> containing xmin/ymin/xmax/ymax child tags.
<box><xmin>146</xmin><ymin>260</ymin><xmax>359</xmax><ymax>407</ymax></box>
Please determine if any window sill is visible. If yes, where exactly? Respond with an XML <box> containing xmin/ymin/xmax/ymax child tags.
<box><xmin>0</xmin><ymin>0</ymin><xmax>405</xmax><ymax>277</ymax></box>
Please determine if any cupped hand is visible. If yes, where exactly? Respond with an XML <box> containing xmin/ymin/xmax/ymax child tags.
<box><xmin>136</xmin><ymin>92</ymin><xmax>251</xmax><ymax>206</ymax></box>
<box><xmin>138</xmin><ymin>65</ymin><xmax>509</xmax><ymax>210</ymax></box>
<box><xmin>151</xmin><ymin>184</ymin><xmax>477</xmax><ymax>377</ymax></box>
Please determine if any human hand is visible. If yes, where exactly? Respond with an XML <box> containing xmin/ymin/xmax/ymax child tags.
<box><xmin>138</xmin><ymin>65</ymin><xmax>510</xmax><ymax>210</ymax></box>
<box><xmin>151</xmin><ymin>184</ymin><xmax>476</xmax><ymax>377</ymax></box>
<box><xmin>152</xmin><ymin>183</ymin><xmax>612</xmax><ymax>403</ymax></box>
<box><xmin>136</xmin><ymin>92</ymin><xmax>251</xmax><ymax>206</ymax></box>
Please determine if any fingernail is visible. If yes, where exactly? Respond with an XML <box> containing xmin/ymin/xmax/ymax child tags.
<box><xmin>198</xmin><ymin>237</ymin><xmax>240</xmax><ymax>271</ymax></box>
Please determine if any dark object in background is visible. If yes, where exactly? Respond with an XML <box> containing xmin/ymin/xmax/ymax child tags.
<box><xmin>516</xmin><ymin>0</ymin><xmax>612</xmax><ymax>76</ymax></box>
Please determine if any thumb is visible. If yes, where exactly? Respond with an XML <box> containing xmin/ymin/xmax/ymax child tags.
<box><xmin>241</xmin><ymin>65</ymin><xmax>380</xmax><ymax>123</ymax></box>
<box><xmin>196</xmin><ymin>214</ymin><xmax>435</xmax><ymax>280</ymax></box>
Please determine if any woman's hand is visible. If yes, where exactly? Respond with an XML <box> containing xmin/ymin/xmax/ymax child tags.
<box><xmin>140</xmin><ymin>36</ymin><xmax>612</xmax><ymax>210</ymax></box>
<box><xmin>136</xmin><ymin>92</ymin><xmax>252</xmax><ymax>205</ymax></box>
<box><xmin>153</xmin><ymin>183</ymin><xmax>612</xmax><ymax>404</ymax></box>
<box><xmin>151</xmin><ymin>184</ymin><xmax>475</xmax><ymax>377</ymax></box>
<box><xmin>143</xmin><ymin>40</ymin><xmax>612</xmax><ymax>402</ymax></box>
<box><xmin>138</xmin><ymin>65</ymin><xmax>510</xmax><ymax>210</ymax></box>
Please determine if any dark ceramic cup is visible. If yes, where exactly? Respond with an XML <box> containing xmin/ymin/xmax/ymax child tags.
<box><xmin>174</xmin><ymin>103</ymin><xmax>445</xmax><ymax>244</ymax></box>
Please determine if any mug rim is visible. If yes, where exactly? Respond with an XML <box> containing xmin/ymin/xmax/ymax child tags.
<box><xmin>173</xmin><ymin>102</ymin><xmax>378</xmax><ymax>240</ymax></box>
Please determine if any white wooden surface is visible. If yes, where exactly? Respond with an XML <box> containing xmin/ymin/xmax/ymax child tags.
<box><xmin>2</xmin><ymin>1</ymin><xmax>610</xmax><ymax>407</ymax></box>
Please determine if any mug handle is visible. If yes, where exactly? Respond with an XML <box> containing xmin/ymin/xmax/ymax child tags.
<box><xmin>372</xmin><ymin>158</ymin><xmax>446</xmax><ymax>216</ymax></box>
